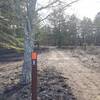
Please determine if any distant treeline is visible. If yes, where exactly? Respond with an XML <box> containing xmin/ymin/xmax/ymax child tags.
<box><xmin>36</xmin><ymin>11</ymin><xmax>100</xmax><ymax>47</ymax></box>
<box><xmin>0</xmin><ymin>0</ymin><xmax>100</xmax><ymax>49</ymax></box>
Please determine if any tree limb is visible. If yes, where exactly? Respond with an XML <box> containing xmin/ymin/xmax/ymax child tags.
<box><xmin>36</xmin><ymin>0</ymin><xmax>80</xmax><ymax>23</ymax></box>
<box><xmin>61</xmin><ymin>0</ymin><xmax>80</xmax><ymax>11</ymax></box>
<box><xmin>36</xmin><ymin>0</ymin><xmax>58</xmax><ymax>12</ymax></box>
<box><xmin>37</xmin><ymin>14</ymin><xmax>51</xmax><ymax>24</ymax></box>
<box><xmin>36</xmin><ymin>0</ymin><xmax>79</xmax><ymax>12</ymax></box>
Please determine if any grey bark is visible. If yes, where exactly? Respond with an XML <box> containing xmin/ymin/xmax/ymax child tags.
<box><xmin>21</xmin><ymin>0</ymin><xmax>37</xmax><ymax>84</ymax></box>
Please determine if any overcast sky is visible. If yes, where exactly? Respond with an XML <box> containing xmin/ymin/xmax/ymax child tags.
<box><xmin>66</xmin><ymin>0</ymin><xmax>100</xmax><ymax>20</ymax></box>
<box><xmin>37</xmin><ymin>0</ymin><xmax>100</xmax><ymax>20</ymax></box>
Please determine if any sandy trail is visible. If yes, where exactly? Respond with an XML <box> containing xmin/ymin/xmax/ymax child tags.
<box><xmin>39</xmin><ymin>48</ymin><xmax>100</xmax><ymax>100</ymax></box>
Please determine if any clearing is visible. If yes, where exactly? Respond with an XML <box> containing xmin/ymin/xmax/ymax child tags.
<box><xmin>0</xmin><ymin>47</ymin><xmax>100</xmax><ymax>100</ymax></box>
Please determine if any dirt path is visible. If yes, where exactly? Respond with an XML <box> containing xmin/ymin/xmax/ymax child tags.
<box><xmin>39</xmin><ymin>48</ymin><xmax>100</xmax><ymax>100</ymax></box>
<box><xmin>1</xmin><ymin>48</ymin><xmax>100</xmax><ymax>100</ymax></box>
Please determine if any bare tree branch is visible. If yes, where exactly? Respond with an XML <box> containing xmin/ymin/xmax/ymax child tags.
<box><xmin>36</xmin><ymin>0</ymin><xmax>79</xmax><ymax>12</ymax></box>
<box><xmin>61</xmin><ymin>0</ymin><xmax>80</xmax><ymax>11</ymax></box>
<box><xmin>37</xmin><ymin>14</ymin><xmax>51</xmax><ymax>24</ymax></box>
<box><xmin>36</xmin><ymin>0</ymin><xmax>80</xmax><ymax>23</ymax></box>
<box><xmin>36</xmin><ymin>0</ymin><xmax>58</xmax><ymax>12</ymax></box>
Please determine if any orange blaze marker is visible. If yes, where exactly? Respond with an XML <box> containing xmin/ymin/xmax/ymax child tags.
<box><xmin>32</xmin><ymin>52</ymin><xmax>37</xmax><ymax>60</ymax></box>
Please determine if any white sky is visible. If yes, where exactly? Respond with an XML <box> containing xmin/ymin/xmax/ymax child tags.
<box><xmin>37</xmin><ymin>0</ymin><xmax>100</xmax><ymax>20</ymax></box>
<box><xmin>66</xmin><ymin>0</ymin><xmax>100</xmax><ymax>20</ymax></box>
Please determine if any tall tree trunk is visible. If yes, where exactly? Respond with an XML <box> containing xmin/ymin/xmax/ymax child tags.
<box><xmin>21</xmin><ymin>23</ymin><xmax>33</xmax><ymax>84</ymax></box>
<box><xmin>20</xmin><ymin>0</ymin><xmax>37</xmax><ymax>85</ymax></box>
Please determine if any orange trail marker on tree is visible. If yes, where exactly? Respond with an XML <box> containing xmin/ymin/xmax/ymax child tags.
<box><xmin>32</xmin><ymin>52</ymin><xmax>37</xmax><ymax>60</ymax></box>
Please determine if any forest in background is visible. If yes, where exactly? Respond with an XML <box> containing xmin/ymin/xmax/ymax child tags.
<box><xmin>0</xmin><ymin>1</ymin><xmax>100</xmax><ymax>100</ymax></box>
<box><xmin>0</xmin><ymin>0</ymin><xmax>100</xmax><ymax>51</ymax></box>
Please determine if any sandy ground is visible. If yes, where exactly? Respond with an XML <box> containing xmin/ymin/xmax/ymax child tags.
<box><xmin>0</xmin><ymin>47</ymin><xmax>100</xmax><ymax>100</ymax></box>
<box><xmin>39</xmin><ymin>48</ymin><xmax>100</xmax><ymax>100</ymax></box>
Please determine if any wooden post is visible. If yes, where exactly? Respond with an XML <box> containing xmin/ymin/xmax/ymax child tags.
<box><xmin>31</xmin><ymin>52</ymin><xmax>37</xmax><ymax>100</ymax></box>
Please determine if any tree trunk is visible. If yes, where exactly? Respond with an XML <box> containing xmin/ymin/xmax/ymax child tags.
<box><xmin>21</xmin><ymin>23</ymin><xmax>33</xmax><ymax>84</ymax></box>
<box><xmin>20</xmin><ymin>0</ymin><xmax>37</xmax><ymax>85</ymax></box>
